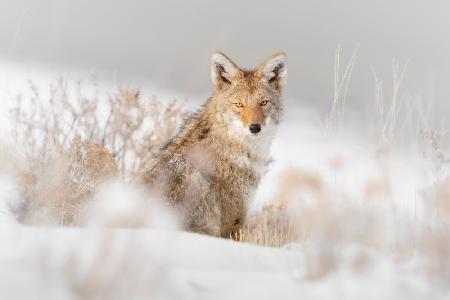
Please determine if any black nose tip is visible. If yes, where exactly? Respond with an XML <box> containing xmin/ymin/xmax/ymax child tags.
<box><xmin>249</xmin><ymin>123</ymin><xmax>261</xmax><ymax>134</ymax></box>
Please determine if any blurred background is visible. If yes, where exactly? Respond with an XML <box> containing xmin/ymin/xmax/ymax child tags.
<box><xmin>1</xmin><ymin>0</ymin><xmax>450</xmax><ymax>121</ymax></box>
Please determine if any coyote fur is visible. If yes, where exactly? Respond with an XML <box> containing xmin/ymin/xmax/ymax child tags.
<box><xmin>142</xmin><ymin>51</ymin><xmax>287</xmax><ymax>237</ymax></box>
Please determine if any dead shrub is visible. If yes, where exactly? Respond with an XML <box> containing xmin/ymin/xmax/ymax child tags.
<box><xmin>10</xmin><ymin>78</ymin><xmax>188</xmax><ymax>225</ymax></box>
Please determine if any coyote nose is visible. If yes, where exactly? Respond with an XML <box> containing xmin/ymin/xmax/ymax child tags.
<box><xmin>249</xmin><ymin>123</ymin><xmax>261</xmax><ymax>134</ymax></box>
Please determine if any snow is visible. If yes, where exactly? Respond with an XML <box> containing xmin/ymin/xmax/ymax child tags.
<box><xmin>0</xmin><ymin>173</ymin><xmax>19</xmax><ymax>224</ymax></box>
<box><xmin>82</xmin><ymin>181</ymin><xmax>179</xmax><ymax>229</ymax></box>
<box><xmin>0</xmin><ymin>224</ymin><xmax>447</xmax><ymax>300</ymax></box>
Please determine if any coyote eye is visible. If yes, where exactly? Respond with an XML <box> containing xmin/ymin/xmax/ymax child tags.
<box><xmin>260</xmin><ymin>100</ymin><xmax>269</xmax><ymax>106</ymax></box>
<box><xmin>234</xmin><ymin>102</ymin><xmax>243</xmax><ymax>108</ymax></box>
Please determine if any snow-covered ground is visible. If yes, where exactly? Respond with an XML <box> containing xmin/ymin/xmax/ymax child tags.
<box><xmin>0</xmin><ymin>224</ymin><xmax>448</xmax><ymax>300</ymax></box>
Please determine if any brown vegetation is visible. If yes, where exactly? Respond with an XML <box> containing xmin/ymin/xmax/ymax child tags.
<box><xmin>11</xmin><ymin>78</ymin><xmax>188</xmax><ymax>225</ymax></box>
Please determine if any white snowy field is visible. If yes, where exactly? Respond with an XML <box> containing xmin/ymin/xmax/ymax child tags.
<box><xmin>0</xmin><ymin>62</ymin><xmax>449</xmax><ymax>299</ymax></box>
<box><xmin>0</xmin><ymin>224</ymin><xmax>447</xmax><ymax>300</ymax></box>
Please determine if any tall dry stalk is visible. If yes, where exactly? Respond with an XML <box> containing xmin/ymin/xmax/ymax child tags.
<box><xmin>371</xmin><ymin>59</ymin><xmax>409</xmax><ymax>149</ymax></box>
<box><xmin>325</xmin><ymin>44</ymin><xmax>359</xmax><ymax>134</ymax></box>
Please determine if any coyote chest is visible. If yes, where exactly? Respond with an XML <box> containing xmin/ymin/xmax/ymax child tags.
<box><xmin>149</xmin><ymin>135</ymin><xmax>269</xmax><ymax>237</ymax></box>
<box><xmin>213</xmin><ymin>147</ymin><xmax>269</xmax><ymax>232</ymax></box>
<box><xmin>142</xmin><ymin>51</ymin><xmax>287</xmax><ymax>237</ymax></box>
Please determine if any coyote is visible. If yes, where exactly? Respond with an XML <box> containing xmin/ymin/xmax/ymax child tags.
<box><xmin>142</xmin><ymin>51</ymin><xmax>287</xmax><ymax>237</ymax></box>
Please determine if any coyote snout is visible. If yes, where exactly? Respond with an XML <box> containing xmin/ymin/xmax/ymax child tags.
<box><xmin>239</xmin><ymin>101</ymin><xmax>266</xmax><ymax>135</ymax></box>
<box><xmin>143</xmin><ymin>51</ymin><xmax>287</xmax><ymax>237</ymax></box>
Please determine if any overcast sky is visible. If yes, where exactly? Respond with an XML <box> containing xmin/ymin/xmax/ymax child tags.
<box><xmin>1</xmin><ymin>0</ymin><xmax>450</xmax><ymax>120</ymax></box>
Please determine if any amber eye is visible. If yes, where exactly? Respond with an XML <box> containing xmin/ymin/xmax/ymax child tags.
<box><xmin>260</xmin><ymin>100</ymin><xmax>269</xmax><ymax>106</ymax></box>
<box><xmin>234</xmin><ymin>102</ymin><xmax>243</xmax><ymax>108</ymax></box>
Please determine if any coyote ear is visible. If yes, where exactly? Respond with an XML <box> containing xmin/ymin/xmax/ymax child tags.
<box><xmin>256</xmin><ymin>52</ymin><xmax>287</xmax><ymax>89</ymax></box>
<box><xmin>211</xmin><ymin>52</ymin><xmax>240</xmax><ymax>89</ymax></box>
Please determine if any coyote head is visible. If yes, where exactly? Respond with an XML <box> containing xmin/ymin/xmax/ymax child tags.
<box><xmin>211</xmin><ymin>51</ymin><xmax>287</xmax><ymax>138</ymax></box>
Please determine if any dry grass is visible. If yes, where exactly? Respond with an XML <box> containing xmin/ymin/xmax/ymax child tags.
<box><xmin>10</xmin><ymin>78</ymin><xmax>188</xmax><ymax>225</ymax></box>
<box><xmin>17</xmin><ymin>140</ymin><xmax>118</xmax><ymax>225</ymax></box>
<box><xmin>237</xmin><ymin>164</ymin><xmax>450</xmax><ymax>280</ymax></box>
<box><xmin>371</xmin><ymin>59</ymin><xmax>409</xmax><ymax>150</ymax></box>
<box><xmin>237</xmin><ymin>168</ymin><xmax>322</xmax><ymax>247</ymax></box>
<box><xmin>325</xmin><ymin>44</ymin><xmax>359</xmax><ymax>134</ymax></box>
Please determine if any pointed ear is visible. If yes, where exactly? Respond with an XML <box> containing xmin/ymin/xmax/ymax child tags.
<box><xmin>211</xmin><ymin>52</ymin><xmax>241</xmax><ymax>89</ymax></box>
<box><xmin>256</xmin><ymin>52</ymin><xmax>287</xmax><ymax>89</ymax></box>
